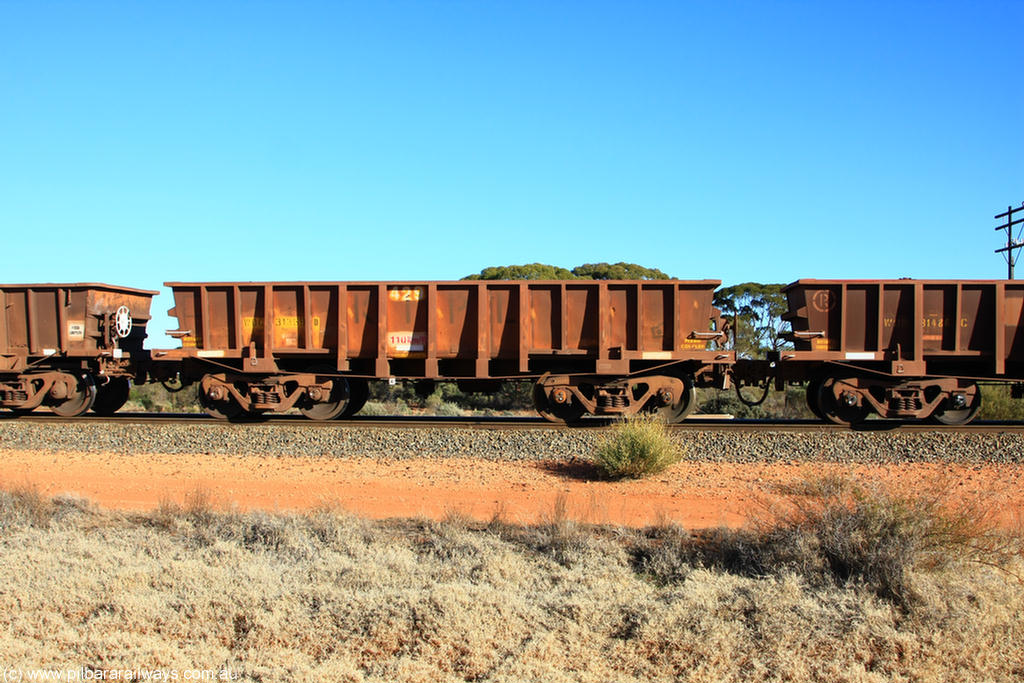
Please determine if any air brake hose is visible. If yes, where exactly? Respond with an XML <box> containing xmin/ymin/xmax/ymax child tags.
<box><xmin>735</xmin><ymin>378</ymin><xmax>772</xmax><ymax>407</ymax></box>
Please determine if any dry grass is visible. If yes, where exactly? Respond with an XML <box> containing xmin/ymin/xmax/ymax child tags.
<box><xmin>0</xmin><ymin>481</ymin><xmax>1023</xmax><ymax>681</ymax></box>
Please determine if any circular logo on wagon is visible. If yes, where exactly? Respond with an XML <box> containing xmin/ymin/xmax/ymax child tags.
<box><xmin>114</xmin><ymin>306</ymin><xmax>133</xmax><ymax>339</ymax></box>
<box><xmin>810</xmin><ymin>290</ymin><xmax>835</xmax><ymax>313</ymax></box>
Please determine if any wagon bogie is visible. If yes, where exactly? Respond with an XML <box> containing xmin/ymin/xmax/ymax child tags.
<box><xmin>532</xmin><ymin>372</ymin><xmax>697</xmax><ymax>423</ymax></box>
<box><xmin>196</xmin><ymin>377</ymin><xmax>244</xmax><ymax>420</ymax></box>
<box><xmin>928</xmin><ymin>381</ymin><xmax>982</xmax><ymax>425</ymax></box>
<box><xmin>195</xmin><ymin>371</ymin><xmax>342</xmax><ymax>420</ymax></box>
<box><xmin>47</xmin><ymin>373</ymin><xmax>98</xmax><ymax>417</ymax></box>
<box><xmin>809</xmin><ymin>373</ymin><xmax>982</xmax><ymax>425</ymax></box>
<box><xmin>532</xmin><ymin>377</ymin><xmax>587</xmax><ymax>424</ymax></box>
<box><xmin>0</xmin><ymin>370</ymin><xmax>98</xmax><ymax>416</ymax></box>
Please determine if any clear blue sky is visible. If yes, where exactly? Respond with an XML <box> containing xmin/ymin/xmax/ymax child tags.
<box><xmin>2</xmin><ymin>1</ymin><xmax>1021</xmax><ymax>342</ymax></box>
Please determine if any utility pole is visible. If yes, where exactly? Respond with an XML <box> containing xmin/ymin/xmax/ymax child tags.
<box><xmin>995</xmin><ymin>203</ymin><xmax>1024</xmax><ymax>279</ymax></box>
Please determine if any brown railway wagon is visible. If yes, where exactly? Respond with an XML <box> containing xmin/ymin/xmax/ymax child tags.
<box><xmin>0</xmin><ymin>283</ymin><xmax>156</xmax><ymax>416</ymax></box>
<box><xmin>754</xmin><ymin>279</ymin><xmax>1024</xmax><ymax>424</ymax></box>
<box><xmin>157</xmin><ymin>280</ymin><xmax>732</xmax><ymax>421</ymax></box>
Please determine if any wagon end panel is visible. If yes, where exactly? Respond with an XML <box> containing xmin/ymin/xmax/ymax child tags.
<box><xmin>784</xmin><ymin>282</ymin><xmax>843</xmax><ymax>353</ymax></box>
<box><xmin>167</xmin><ymin>285</ymin><xmax>203</xmax><ymax>350</ymax></box>
<box><xmin>675</xmin><ymin>282</ymin><xmax>721</xmax><ymax>353</ymax></box>
<box><xmin>83</xmin><ymin>287</ymin><xmax>155</xmax><ymax>355</ymax></box>
<box><xmin>2</xmin><ymin>284</ymin><xmax>155</xmax><ymax>361</ymax></box>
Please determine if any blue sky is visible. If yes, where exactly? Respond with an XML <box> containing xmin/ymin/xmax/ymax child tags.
<box><xmin>2</xmin><ymin>1</ymin><xmax>1021</xmax><ymax>342</ymax></box>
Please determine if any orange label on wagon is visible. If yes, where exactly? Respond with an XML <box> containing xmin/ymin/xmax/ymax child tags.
<box><xmin>388</xmin><ymin>330</ymin><xmax>426</xmax><ymax>357</ymax></box>
<box><xmin>241</xmin><ymin>316</ymin><xmax>321</xmax><ymax>331</ymax></box>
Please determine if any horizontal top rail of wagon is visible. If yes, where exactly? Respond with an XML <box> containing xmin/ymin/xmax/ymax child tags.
<box><xmin>163</xmin><ymin>279</ymin><xmax>723</xmax><ymax>286</ymax></box>
<box><xmin>784</xmin><ymin>278</ymin><xmax>1022</xmax><ymax>287</ymax></box>
<box><xmin>1</xmin><ymin>283</ymin><xmax>160</xmax><ymax>294</ymax></box>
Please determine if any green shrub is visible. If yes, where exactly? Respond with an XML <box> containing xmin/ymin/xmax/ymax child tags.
<box><xmin>592</xmin><ymin>415</ymin><xmax>682</xmax><ymax>479</ymax></box>
<box><xmin>359</xmin><ymin>400</ymin><xmax>412</xmax><ymax>416</ymax></box>
<box><xmin>127</xmin><ymin>382</ymin><xmax>201</xmax><ymax>413</ymax></box>
<box><xmin>696</xmin><ymin>386</ymin><xmax>815</xmax><ymax>419</ymax></box>
<box><xmin>979</xmin><ymin>384</ymin><xmax>1024</xmax><ymax>420</ymax></box>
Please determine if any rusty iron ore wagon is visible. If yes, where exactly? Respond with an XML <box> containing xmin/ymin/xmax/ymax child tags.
<box><xmin>0</xmin><ymin>283</ymin><xmax>155</xmax><ymax>416</ymax></box>
<box><xmin>153</xmin><ymin>280</ymin><xmax>732</xmax><ymax>421</ymax></box>
<box><xmin>6</xmin><ymin>277</ymin><xmax>1024</xmax><ymax>426</ymax></box>
<box><xmin>733</xmin><ymin>279</ymin><xmax>1024</xmax><ymax>425</ymax></box>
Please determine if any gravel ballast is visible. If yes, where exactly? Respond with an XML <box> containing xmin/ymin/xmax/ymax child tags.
<box><xmin>2</xmin><ymin>419</ymin><xmax>1024</xmax><ymax>463</ymax></box>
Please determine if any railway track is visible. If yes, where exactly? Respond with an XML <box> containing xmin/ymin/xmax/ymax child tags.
<box><xmin>2</xmin><ymin>411</ymin><xmax>1024</xmax><ymax>433</ymax></box>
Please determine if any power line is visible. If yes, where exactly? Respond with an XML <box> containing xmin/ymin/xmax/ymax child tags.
<box><xmin>995</xmin><ymin>203</ymin><xmax>1024</xmax><ymax>279</ymax></box>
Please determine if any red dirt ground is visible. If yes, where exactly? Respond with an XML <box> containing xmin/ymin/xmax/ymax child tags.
<box><xmin>2</xmin><ymin>449</ymin><xmax>1023</xmax><ymax>528</ymax></box>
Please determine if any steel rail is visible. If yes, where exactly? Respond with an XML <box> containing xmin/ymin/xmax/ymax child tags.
<box><xmin>2</xmin><ymin>412</ymin><xmax>1024</xmax><ymax>433</ymax></box>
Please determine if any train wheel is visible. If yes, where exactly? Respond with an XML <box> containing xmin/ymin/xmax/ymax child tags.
<box><xmin>197</xmin><ymin>382</ymin><xmax>243</xmax><ymax>420</ymax></box>
<box><xmin>92</xmin><ymin>377</ymin><xmax>131</xmax><ymax>416</ymax></box>
<box><xmin>816</xmin><ymin>377</ymin><xmax>870</xmax><ymax>425</ymax></box>
<box><xmin>930</xmin><ymin>383</ymin><xmax>981</xmax><ymax>425</ymax></box>
<box><xmin>651</xmin><ymin>377</ymin><xmax>697</xmax><ymax>424</ymax></box>
<box><xmin>49</xmin><ymin>374</ymin><xmax>98</xmax><ymax>417</ymax></box>
<box><xmin>339</xmin><ymin>379</ymin><xmax>369</xmax><ymax>418</ymax></box>
<box><xmin>533</xmin><ymin>381</ymin><xmax>586</xmax><ymax>424</ymax></box>
<box><xmin>300</xmin><ymin>368</ymin><xmax>351</xmax><ymax>421</ymax></box>
<box><xmin>805</xmin><ymin>378</ymin><xmax>825</xmax><ymax>421</ymax></box>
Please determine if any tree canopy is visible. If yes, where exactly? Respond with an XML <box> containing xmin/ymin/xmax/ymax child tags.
<box><xmin>712</xmin><ymin>282</ymin><xmax>790</xmax><ymax>358</ymax></box>
<box><xmin>463</xmin><ymin>262</ymin><xmax>672</xmax><ymax>281</ymax></box>
<box><xmin>571</xmin><ymin>262</ymin><xmax>671</xmax><ymax>280</ymax></box>
<box><xmin>462</xmin><ymin>263</ymin><xmax>577</xmax><ymax>280</ymax></box>
<box><xmin>713</xmin><ymin>282</ymin><xmax>790</xmax><ymax>357</ymax></box>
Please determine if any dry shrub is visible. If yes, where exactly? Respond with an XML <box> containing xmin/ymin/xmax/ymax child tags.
<box><xmin>484</xmin><ymin>493</ymin><xmax>619</xmax><ymax>570</ymax></box>
<box><xmin>592</xmin><ymin>414</ymin><xmax>682</xmax><ymax>479</ymax></box>
<box><xmin>534</xmin><ymin>492</ymin><xmax>591</xmax><ymax>567</ymax></box>
<box><xmin>633</xmin><ymin>474</ymin><xmax>1023</xmax><ymax>611</ymax></box>
<box><xmin>0</xmin><ymin>483</ymin><xmax>54</xmax><ymax>529</ymax></box>
<box><xmin>184</xmin><ymin>486</ymin><xmax>216</xmax><ymax>524</ymax></box>
<box><xmin>764</xmin><ymin>475</ymin><xmax>1022</xmax><ymax>607</ymax></box>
